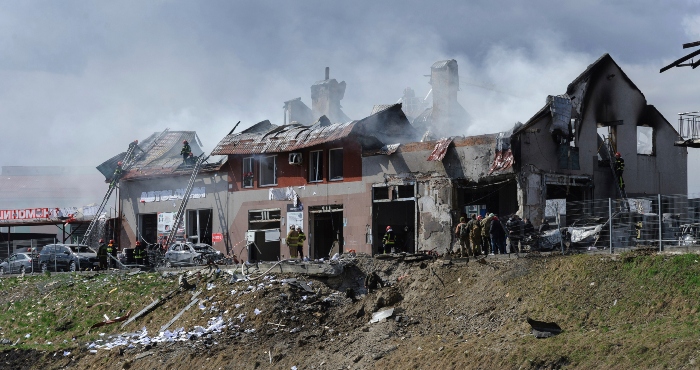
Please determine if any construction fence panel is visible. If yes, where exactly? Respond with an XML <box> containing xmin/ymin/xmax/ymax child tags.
<box><xmin>540</xmin><ymin>194</ymin><xmax>700</xmax><ymax>254</ymax></box>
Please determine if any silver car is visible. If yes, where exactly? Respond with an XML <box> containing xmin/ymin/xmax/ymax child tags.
<box><xmin>0</xmin><ymin>253</ymin><xmax>36</xmax><ymax>275</ymax></box>
<box><xmin>163</xmin><ymin>243</ymin><xmax>222</xmax><ymax>267</ymax></box>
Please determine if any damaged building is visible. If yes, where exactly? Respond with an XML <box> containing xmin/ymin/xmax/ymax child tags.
<box><xmin>97</xmin><ymin>130</ymin><xmax>229</xmax><ymax>251</ymax></box>
<box><xmin>102</xmin><ymin>54</ymin><xmax>687</xmax><ymax>258</ymax></box>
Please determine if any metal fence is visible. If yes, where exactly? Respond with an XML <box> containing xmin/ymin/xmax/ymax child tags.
<box><xmin>545</xmin><ymin>194</ymin><xmax>700</xmax><ymax>253</ymax></box>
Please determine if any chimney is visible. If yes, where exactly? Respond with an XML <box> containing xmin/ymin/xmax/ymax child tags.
<box><xmin>430</xmin><ymin>59</ymin><xmax>460</xmax><ymax>130</ymax></box>
<box><xmin>311</xmin><ymin>67</ymin><xmax>350</xmax><ymax>123</ymax></box>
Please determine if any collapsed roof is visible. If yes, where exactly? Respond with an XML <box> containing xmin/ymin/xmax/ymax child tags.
<box><xmin>97</xmin><ymin>130</ymin><xmax>221</xmax><ymax>181</ymax></box>
<box><xmin>212</xmin><ymin>104</ymin><xmax>418</xmax><ymax>155</ymax></box>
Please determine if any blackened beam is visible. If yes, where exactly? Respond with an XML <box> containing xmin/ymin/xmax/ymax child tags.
<box><xmin>660</xmin><ymin>48</ymin><xmax>700</xmax><ymax>73</ymax></box>
<box><xmin>683</xmin><ymin>41</ymin><xmax>700</xmax><ymax>49</ymax></box>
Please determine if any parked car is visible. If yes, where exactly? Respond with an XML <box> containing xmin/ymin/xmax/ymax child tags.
<box><xmin>39</xmin><ymin>244</ymin><xmax>100</xmax><ymax>272</ymax></box>
<box><xmin>163</xmin><ymin>242</ymin><xmax>222</xmax><ymax>267</ymax></box>
<box><xmin>0</xmin><ymin>253</ymin><xmax>37</xmax><ymax>275</ymax></box>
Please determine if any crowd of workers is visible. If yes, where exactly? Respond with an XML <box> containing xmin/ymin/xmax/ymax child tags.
<box><xmin>450</xmin><ymin>213</ymin><xmax>548</xmax><ymax>257</ymax></box>
<box><xmin>378</xmin><ymin>213</ymin><xmax>551</xmax><ymax>258</ymax></box>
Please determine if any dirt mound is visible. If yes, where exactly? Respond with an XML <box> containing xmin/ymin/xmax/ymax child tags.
<box><xmin>4</xmin><ymin>252</ymin><xmax>700</xmax><ymax>369</ymax></box>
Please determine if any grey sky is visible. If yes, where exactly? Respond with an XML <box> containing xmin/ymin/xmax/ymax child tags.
<box><xmin>1</xmin><ymin>1</ymin><xmax>699</xmax><ymax>193</ymax></box>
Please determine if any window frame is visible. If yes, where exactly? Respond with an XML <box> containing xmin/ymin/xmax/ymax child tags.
<box><xmin>259</xmin><ymin>155</ymin><xmax>278</xmax><ymax>187</ymax></box>
<box><xmin>636</xmin><ymin>125</ymin><xmax>655</xmax><ymax>156</ymax></box>
<box><xmin>242</xmin><ymin>157</ymin><xmax>254</xmax><ymax>188</ymax></box>
<box><xmin>328</xmin><ymin>148</ymin><xmax>344</xmax><ymax>181</ymax></box>
<box><xmin>308</xmin><ymin>150</ymin><xmax>323</xmax><ymax>183</ymax></box>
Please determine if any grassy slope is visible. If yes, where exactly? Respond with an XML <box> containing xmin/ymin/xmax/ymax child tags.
<box><xmin>0</xmin><ymin>272</ymin><xmax>174</xmax><ymax>352</ymax></box>
<box><xmin>2</xmin><ymin>253</ymin><xmax>700</xmax><ymax>369</ymax></box>
<box><xmin>507</xmin><ymin>253</ymin><xmax>700</xmax><ymax>369</ymax></box>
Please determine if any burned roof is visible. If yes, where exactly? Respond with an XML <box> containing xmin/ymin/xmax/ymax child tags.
<box><xmin>212</xmin><ymin>104</ymin><xmax>418</xmax><ymax>155</ymax></box>
<box><xmin>96</xmin><ymin>130</ymin><xmax>219</xmax><ymax>181</ymax></box>
<box><xmin>211</xmin><ymin>120</ymin><xmax>357</xmax><ymax>155</ymax></box>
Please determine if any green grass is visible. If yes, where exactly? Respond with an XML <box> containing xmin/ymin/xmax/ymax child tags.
<box><xmin>0</xmin><ymin>272</ymin><xmax>174</xmax><ymax>351</ymax></box>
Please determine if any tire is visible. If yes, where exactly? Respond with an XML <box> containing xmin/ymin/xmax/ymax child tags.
<box><xmin>69</xmin><ymin>262</ymin><xmax>76</xmax><ymax>272</ymax></box>
<box><xmin>0</xmin><ymin>266</ymin><xmax>4</xmax><ymax>275</ymax></box>
<box><xmin>20</xmin><ymin>266</ymin><xmax>25</xmax><ymax>274</ymax></box>
<box><xmin>41</xmin><ymin>263</ymin><xmax>48</xmax><ymax>273</ymax></box>
<box><xmin>193</xmin><ymin>256</ymin><xmax>204</xmax><ymax>266</ymax></box>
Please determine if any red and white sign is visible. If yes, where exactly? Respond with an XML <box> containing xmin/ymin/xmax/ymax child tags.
<box><xmin>0</xmin><ymin>208</ymin><xmax>52</xmax><ymax>220</ymax></box>
<box><xmin>211</xmin><ymin>233</ymin><xmax>224</xmax><ymax>243</ymax></box>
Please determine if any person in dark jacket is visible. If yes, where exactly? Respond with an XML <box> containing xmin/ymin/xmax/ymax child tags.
<box><xmin>97</xmin><ymin>239</ymin><xmax>108</xmax><ymax>270</ymax></box>
<box><xmin>490</xmin><ymin>216</ymin><xmax>507</xmax><ymax>254</ymax></box>
<box><xmin>181</xmin><ymin>140</ymin><xmax>192</xmax><ymax>163</ymax></box>
<box><xmin>614</xmin><ymin>152</ymin><xmax>625</xmax><ymax>191</ymax></box>
<box><xmin>505</xmin><ymin>215</ymin><xmax>524</xmax><ymax>254</ymax></box>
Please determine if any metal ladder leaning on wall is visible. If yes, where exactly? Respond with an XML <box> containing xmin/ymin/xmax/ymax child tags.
<box><xmin>80</xmin><ymin>140</ymin><xmax>142</xmax><ymax>246</ymax></box>
<box><xmin>162</xmin><ymin>154</ymin><xmax>210</xmax><ymax>249</ymax></box>
<box><xmin>602</xmin><ymin>139</ymin><xmax>629</xmax><ymax>214</ymax></box>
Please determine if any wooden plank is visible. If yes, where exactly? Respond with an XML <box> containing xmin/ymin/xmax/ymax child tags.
<box><xmin>159</xmin><ymin>290</ymin><xmax>201</xmax><ymax>333</ymax></box>
<box><xmin>120</xmin><ymin>289</ymin><xmax>177</xmax><ymax>329</ymax></box>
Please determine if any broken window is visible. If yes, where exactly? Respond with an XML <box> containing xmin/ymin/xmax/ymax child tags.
<box><xmin>373</xmin><ymin>187</ymin><xmax>389</xmax><ymax>201</ymax></box>
<box><xmin>637</xmin><ymin>125</ymin><xmax>654</xmax><ymax>155</ymax></box>
<box><xmin>329</xmin><ymin>148</ymin><xmax>343</xmax><ymax>181</ymax></box>
<box><xmin>557</xmin><ymin>144</ymin><xmax>580</xmax><ymax>170</ymax></box>
<box><xmin>395</xmin><ymin>185</ymin><xmax>414</xmax><ymax>199</ymax></box>
<box><xmin>309</xmin><ymin>150</ymin><xmax>323</xmax><ymax>182</ymax></box>
<box><xmin>259</xmin><ymin>155</ymin><xmax>277</xmax><ymax>186</ymax></box>
<box><xmin>243</xmin><ymin>157</ymin><xmax>254</xmax><ymax>188</ymax></box>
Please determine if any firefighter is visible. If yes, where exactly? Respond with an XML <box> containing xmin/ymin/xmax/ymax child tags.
<box><xmin>97</xmin><ymin>239</ymin><xmax>108</xmax><ymax>270</ymax></box>
<box><xmin>107</xmin><ymin>239</ymin><xmax>116</xmax><ymax>268</ymax></box>
<box><xmin>286</xmin><ymin>225</ymin><xmax>299</xmax><ymax>259</ymax></box>
<box><xmin>181</xmin><ymin>140</ymin><xmax>192</xmax><ymax>163</ymax></box>
<box><xmin>134</xmin><ymin>241</ymin><xmax>146</xmax><ymax>266</ymax></box>
<box><xmin>382</xmin><ymin>226</ymin><xmax>396</xmax><ymax>254</ymax></box>
<box><xmin>297</xmin><ymin>227</ymin><xmax>306</xmax><ymax>260</ymax></box>
<box><xmin>614</xmin><ymin>152</ymin><xmax>625</xmax><ymax>191</ymax></box>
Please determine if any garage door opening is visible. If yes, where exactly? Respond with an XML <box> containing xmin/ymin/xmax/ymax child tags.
<box><xmin>372</xmin><ymin>184</ymin><xmax>416</xmax><ymax>254</ymax></box>
<box><xmin>309</xmin><ymin>205</ymin><xmax>343</xmax><ymax>259</ymax></box>
<box><xmin>139</xmin><ymin>213</ymin><xmax>158</xmax><ymax>244</ymax></box>
<box><xmin>187</xmin><ymin>209</ymin><xmax>213</xmax><ymax>245</ymax></box>
<box><xmin>248</xmin><ymin>209</ymin><xmax>281</xmax><ymax>262</ymax></box>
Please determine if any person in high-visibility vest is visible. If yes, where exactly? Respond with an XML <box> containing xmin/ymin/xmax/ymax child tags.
<box><xmin>297</xmin><ymin>227</ymin><xmax>306</xmax><ymax>260</ymax></box>
<box><xmin>382</xmin><ymin>226</ymin><xmax>396</xmax><ymax>254</ymax></box>
<box><xmin>134</xmin><ymin>241</ymin><xmax>146</xmax><ymax>266</ymax></box>
<box><xmin>107</xmin><ymin>239</ymin><xmax>116</xmax><ymax>268</ymax></box>
<box><xmin>286</xmin><ymin>225</ymin><xmax>299</xmax><ymax>259</ymax></box>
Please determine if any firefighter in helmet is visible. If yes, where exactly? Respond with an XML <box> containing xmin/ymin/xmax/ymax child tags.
<box><xmin>97</xmin><ymin>239</ymin><xmax>108</xmax><ymax>270</ymax></box>
<box><xmin>382</xmin><ymin>226</ymin><xmax>396</xmax><ymax>254</ymax></box>
<box><xmin>181</xmin><ymin>140</ymin><xmax>192</xmax><ymax>163</ymax></box>
<box><xmin>614</xmin><ymin>152</ymin><xmax>625</xmax><ymax>191</ymax></box>
<box><xmin>107</xmin><ymin>239</ymin><xmax>116</xmax><ymax>268</ymax></box>
<box><xmin>134</xmin><ymin>241</ymin><xmax>146</xmax><ymax>266</ymax></box>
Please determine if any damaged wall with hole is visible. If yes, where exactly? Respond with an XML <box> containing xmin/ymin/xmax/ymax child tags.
<box><xmin>513</xmin><ymin>54</ymin><xmax>687</xmax><ymax>224</ymax></box>
<box><xmin>363</xmin><ymin>133</ymin><xmax>515</xmax><ymax>254</ymax></box>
